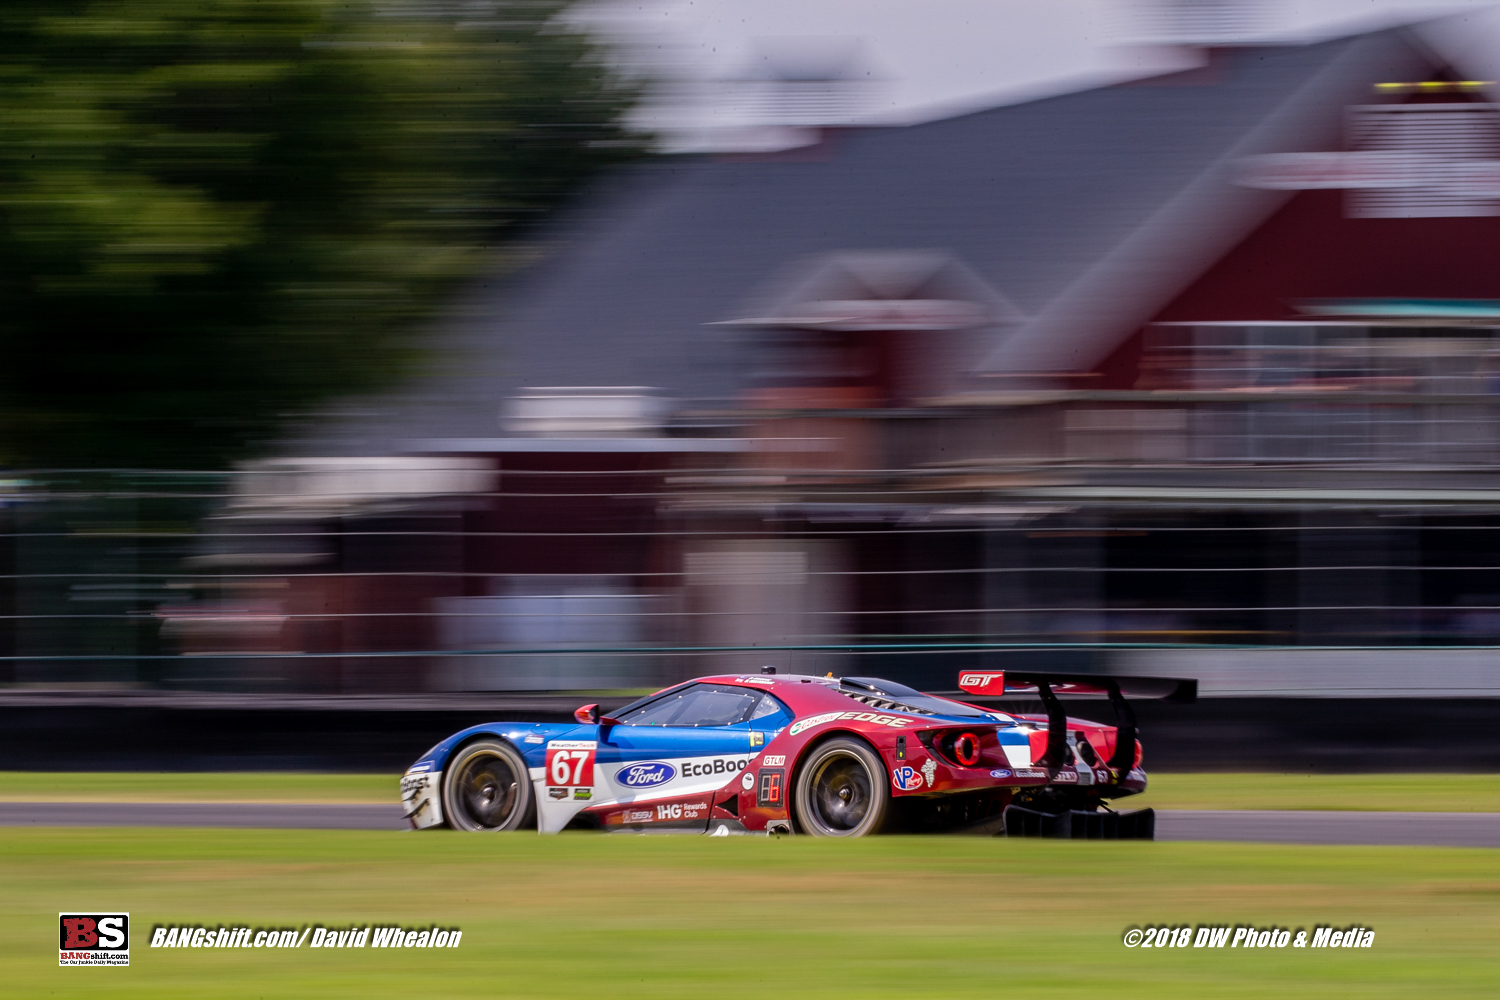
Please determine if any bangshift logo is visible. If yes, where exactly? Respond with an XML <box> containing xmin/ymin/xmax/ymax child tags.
<box><xmin>59</xmin><ymin>913</ymin><xmax>129</xmax><ymax>966</ymax></box>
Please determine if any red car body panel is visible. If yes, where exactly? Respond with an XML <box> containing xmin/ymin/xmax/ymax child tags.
<box><xmin>576</xmin><ymin>673</ymin><xmax>1148</xmax><ymax>833</ymax></box>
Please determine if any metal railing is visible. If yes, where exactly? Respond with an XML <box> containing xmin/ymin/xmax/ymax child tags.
<box><xmin>6</xmin><ymin>462</ymin><xmax>1500</xmax><ymax>696</ymax></box>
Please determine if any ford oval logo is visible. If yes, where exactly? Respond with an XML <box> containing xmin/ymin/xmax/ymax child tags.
<box><xmin>616</xmin><ymin>761</ymin><xmax>676</xmax><ymax>788</ymax></box>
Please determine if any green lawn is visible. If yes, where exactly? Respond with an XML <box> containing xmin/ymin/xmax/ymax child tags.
<box><xmin>7</xmin><ymin>828</ymin><xmax>1498</xmax><ymax>998</ymax></box>
<box><xmin>5</xmin><ymin>771</ymin><xmax>1500</xmax><ymax>812</ymax></box>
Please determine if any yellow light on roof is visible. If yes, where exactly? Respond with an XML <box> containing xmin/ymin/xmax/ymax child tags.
<box><xmin>1375</xmin><ymin>81</ymin><xmax>1494</xmax><ymax>92</ymax></box>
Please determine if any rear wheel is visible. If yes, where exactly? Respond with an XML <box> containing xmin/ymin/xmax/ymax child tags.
<box><xmin>443</xmin><ymin>740</ymin><xmax>535</xmax><ymax>831</ymax></box>
<box><xmin>793</xmin><ymin>737</ymin><xmax>891</xmax><ymax>837</ymax></box>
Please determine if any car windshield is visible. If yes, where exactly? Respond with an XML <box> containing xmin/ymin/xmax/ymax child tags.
<box><xmin>609</xmin><ymin>683</ymin><xmax>691</xmax><ymax>720</ymax></box>
<box><xmin>839</xmin><ymin>677</ymin><xmax>998</xmax><ymax>719</ymax></box>
<box><xmin>615</xmin><ymin>683</ymin><xmax>787</xmax><ymax>727</ymax></box>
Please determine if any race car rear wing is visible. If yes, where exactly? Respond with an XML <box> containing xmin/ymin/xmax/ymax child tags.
<box><xmin>957</xmin><ymin>670</ymin><xmax>1196</xmax><ymax>776</ymax></box>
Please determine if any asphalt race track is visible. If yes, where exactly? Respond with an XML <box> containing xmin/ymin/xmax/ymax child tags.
<box><xmin>1155</xmin><ymin>809</ymin><xmax>1500</xmax><ymax>847</ymax></box>
<box><xmin>2</xmin><ymin>803</ymin><xmax>1500</xmax><ymax>845</ymax></box>
<box><xmin>0</xmin><ymin>802</ymin><xmax>404</xmax><ymax>830</ymax></box>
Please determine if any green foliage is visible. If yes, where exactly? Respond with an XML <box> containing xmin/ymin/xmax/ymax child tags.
<box><xmin>0</xmin><ymin>0</ymin><xmax>641</xmax><ymax>468</ymax></box>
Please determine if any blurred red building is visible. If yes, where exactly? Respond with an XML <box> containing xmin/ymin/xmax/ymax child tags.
<box><xmin>190</xmin><ymin>25</ymin><xmax>1500</xmax><ymax>697</ymax></box>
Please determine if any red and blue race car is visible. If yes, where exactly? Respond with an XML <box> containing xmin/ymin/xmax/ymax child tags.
<box><xmin>400</xmin><ymin>668</ymin><xmax>1194</xmax><ymax>838</ymax></box>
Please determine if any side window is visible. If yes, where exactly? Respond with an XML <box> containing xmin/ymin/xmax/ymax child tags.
<box><xmin>748</xmin><ymin>692</ymin><xmax>793</xmax><ymax>730</ymax></box>
<box><xmin>616</xmin><ymin>684</ymin><xmax>763</xmax><ymax>728</ymax></box>
<box><xmin>683</xmin><ymin>686</ymin><xmax>764</xmax><ymax>726</ymax></box>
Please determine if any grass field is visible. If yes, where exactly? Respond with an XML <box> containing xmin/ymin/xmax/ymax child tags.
<box><xmin>8</xmin><ymin>827</ymin><xmax>1499</xmax><ymax>999</ymax></box>
<box><xmin>6</xmin><ymin>771</ymin><xmax>1500</xmax><ymax>812</ymax></box>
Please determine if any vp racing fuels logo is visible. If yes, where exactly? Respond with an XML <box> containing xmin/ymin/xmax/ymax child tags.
<box><xmin>615</xmin><ymin>761</ymin><xmax>677</xmax><ymax>788</ymax></box>
<box><xmin>891</xmin><ymin>765</ymin><xmax>924</xmax><ymax>791</ymax></box>
<box><xmin>788</xmin><ymin>711</ymin><xmax>913</xmax><ymax>737</ymax></box>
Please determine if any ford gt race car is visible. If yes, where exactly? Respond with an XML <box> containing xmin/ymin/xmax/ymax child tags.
<box><xmin>400</xmin><ymin>668</ymin><xmax>1195</xmax><ymax>838</ymax></box>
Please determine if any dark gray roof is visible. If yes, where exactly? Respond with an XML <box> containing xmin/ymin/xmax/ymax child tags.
<box><xmin>291</xmin><ymin>29</ymin><xmax>1437</xmax><ymax>456</ymax></box>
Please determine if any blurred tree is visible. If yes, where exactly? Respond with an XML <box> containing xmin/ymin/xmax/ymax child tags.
<box><xmin>0</xmin><ymin>0</ymin><xmax>641</xmax><ymax>467</ymax></box>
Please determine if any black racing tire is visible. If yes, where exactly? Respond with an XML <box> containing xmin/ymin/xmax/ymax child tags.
<box><xmin>792</xmin><ymin>737</ymin><xmax>891</xmax><ymax>837</ymax></box>
<box><xmin>442</xmin><ymin>739</ymin><xmax>536</xmax><ymax>832</ymax></box>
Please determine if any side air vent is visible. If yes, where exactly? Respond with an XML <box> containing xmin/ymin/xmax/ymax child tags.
<box><xmin>840</xmin><ymin>692</ymin><xmax>935</xmax><ymax>716</ymax></box>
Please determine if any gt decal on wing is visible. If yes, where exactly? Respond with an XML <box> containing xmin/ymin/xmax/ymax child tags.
<box><xmin>787</xmin><ymin>711</ymin><xmax>914</xmax><ymax>736</ymax></box>
<box><xmin>957</xmin><ymin>672</ymin><xmax>1005</xmax><ymax>695</ymax></box>
<box><xmin>545</xmin><ymin>740</ymin><xmax>596</xmax><ymax>787</ymax></box>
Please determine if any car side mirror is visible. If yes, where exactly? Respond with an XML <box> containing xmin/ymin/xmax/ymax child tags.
<box><xmin>574</xmin><ymin>703</ymin><xmax>599</xmax><ymax>724</ymax></box>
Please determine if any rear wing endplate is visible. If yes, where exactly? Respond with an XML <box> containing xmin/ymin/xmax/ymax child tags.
<box><xmin>957</xmin><ymin>670</ymin><xmax>1196</xmax><ymax>778</ymax></box>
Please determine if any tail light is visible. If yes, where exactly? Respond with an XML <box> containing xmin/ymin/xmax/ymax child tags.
<box><xmin>1073</xmin><ymin>733</ymin><xmax>1100</xmax><ymax>767</ymax></box>
<box><xmin>1134</xmin><ymin>739</ymin><xmax>1143</xmax><ymax>769</ymax></box>
<box><xmin>953</xmin><ymin>732</ymin><xmax>982</xmax><ymax>767</ymax></box>
<box><xmin>920</xmin><ymin>728</ymin><xmax>1003</xmax><ymax>768</ymax></box>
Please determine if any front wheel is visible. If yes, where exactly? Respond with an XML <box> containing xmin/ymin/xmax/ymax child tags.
<box><xmin>793</xmin><ymin>737</ymin><xmax>891</xmax><ymax>837</ymax></box>
<box><xmin>442</xmin><ymin>740</ymin><xmax>536</xmax><ymax>831</ymax></box>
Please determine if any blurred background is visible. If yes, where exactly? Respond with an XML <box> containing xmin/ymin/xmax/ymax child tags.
<box><xmin>10</xmin><ymin>0</ymin><xmax>1500</xmax><ymax>768</ymax></box>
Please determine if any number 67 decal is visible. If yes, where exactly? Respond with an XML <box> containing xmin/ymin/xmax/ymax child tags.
<box><xmin>545</xmin><ymin>740</ymin><xmax>597</xmax><ymax>787</ymax></box>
